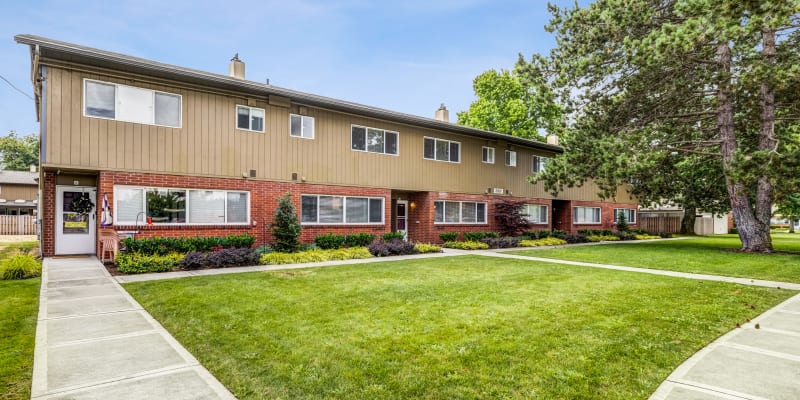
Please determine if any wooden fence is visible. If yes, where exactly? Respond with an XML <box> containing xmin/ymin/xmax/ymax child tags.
<box><xmin>0</xmin><ymin>215</ymin><xmax>37</xmax><ymax>235</ymax></box>
<box><xmin>639</xmin><ymin>215</ymin><xmax>682</xmax><ymax>234</ymax></box>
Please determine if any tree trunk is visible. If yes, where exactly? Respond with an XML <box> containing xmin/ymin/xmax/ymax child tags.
<box><xmin>753</xmin><ymin>27</ymin><xmax>778</xmax><ymax>251</ymax></box>
<box><xmin>790</xmin><ymin>219</ymin><xmax>796</xmax><ymax>234</ymax></box>
<box><xmin>680</xmin><ymin>206</ymin><xmax>696</xmax><ymax>234</ymax></box>
<box><xmin>716</xmin><ymin>42</ymin><xmax>771</xmax><ymax>252</ymax></box>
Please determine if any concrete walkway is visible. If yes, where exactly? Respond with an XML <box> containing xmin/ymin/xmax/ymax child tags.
<box><xmin>32</xmin><ymin>256</ymin><xmax>235</xmax><ymax>399</ymax></box>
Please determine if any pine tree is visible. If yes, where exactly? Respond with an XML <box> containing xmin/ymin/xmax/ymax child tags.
<box><xmin>271</xmin><ymin>193</ymin><xmax>302</xmax><ymax>253</ymax></box>
<box><xmin>616</xmin><ymin>211</ymin><xmax>630</xmax><ymax>233</ymax></box>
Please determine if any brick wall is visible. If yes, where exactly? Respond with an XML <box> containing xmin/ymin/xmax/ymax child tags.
<box><xmin>41</xmin><ymin>172</ymin><xmax>56</xmax><ymax>256</ymax></box>
<box><xmin>569</xmin><ymin>200</ymin><xmax>639</xmax><ymax>233</ymax></box>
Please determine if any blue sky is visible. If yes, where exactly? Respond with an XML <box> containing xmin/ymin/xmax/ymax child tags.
<box><xmin>0</xmin><ymin>0</ymin><xmax>582</xmax><ymax>137</ymax></box>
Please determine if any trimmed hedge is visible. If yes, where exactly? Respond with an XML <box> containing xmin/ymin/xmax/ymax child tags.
<box><xmin>464</xmin><ymin>231</ymin><xmax>499</xmax><ymax>241</ymax></box>
<box><xmin>439</xmin><ymin>232</ymin><xmax>459</xmax><ymax>242</ymax></box>
<box><xmin>314</xmin><ymin>233</ymin><xmax>346</xmax><ymax>250</ymax></box>
<box><xmin>382</xmin><ymin>232</ymin><xmax>405</xmax><ymax>242</ymax></box>
<box><xmin>519</xmin><ymin>238</ymin><xmax>567</xmax><ymax>247</ymax></box>
<box><xmin>260</xmin><ymin>247</ymin><xmax>372</xmax><ymax>265</ymax></box>
<box><xmin>116</xmin><ymin>253</ymin><xmax>184</xmax><ymax>274</ymax></box>
<box><xmin>480</xmin><ymin>236</ymin><xmax>520</xmax><ymax>248</ymax></box>
<box><xmin>121</xmin><ymin>234</ymin><xmax>256</xmax><ymax>255</ymax></box>
<box><xmin>345</xmin><ymin>233</ymin><xmax>376</xmax><ymax>247</ymax></box>
<box><xmin>443</xmin><ymin>241</ymin><xmax>489</xmax><ymax>250</ymax></box>
<box><xmin>368</xmin><ymin>239</ymin><xmax>418</xmax><ymax>257</ymax></box>
<box><xmin>179</xmin><ymin>248</ymin><xmax>260</xmax><ymax>269</ymax></box>
<box><xmin>1</xmin><ymin>254</ymin><xmax>41</xmax><ymax>280</ymax></box>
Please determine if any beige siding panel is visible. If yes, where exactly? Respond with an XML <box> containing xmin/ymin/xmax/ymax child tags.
<box><xmin>70</xmin><ymin>76</ymin><xmax>82</xmax><ymax>167</ymax></box>
<box><xmin>0</xmin><ymin>185</ymin><xmax>37</xmax><ymax>201</ymax></box>
<box><xmin>50</xmin><ymin>68</ymin><xmax>62</xmax><ymax>165</ymax></box>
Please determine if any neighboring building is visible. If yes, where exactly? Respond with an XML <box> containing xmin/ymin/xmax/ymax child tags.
<box><xmin>15</xmin><ymin>35</ymin><xmax>637</xmax><ymax>257</ymax></box>
<box><xmin>0</xmin><ymin>170</ymin><xmax>38</xmax><ymax>235</ymax></box>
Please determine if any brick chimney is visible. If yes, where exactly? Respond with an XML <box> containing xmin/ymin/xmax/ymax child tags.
<box><xmin>229</xmin><ymin>53</ymin><xmax>245</xmax><ymax>79</ymax></box>
<box><xmin>546</xmin><ymin>135</ymin><xmax>559</xmax><ymax>146</ymax></box>
<box><xmin>435</xmin><ymin>103</ymin><xmax>449</xmax><ymax>122</ymax></box>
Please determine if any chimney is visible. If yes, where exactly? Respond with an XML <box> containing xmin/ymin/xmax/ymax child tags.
<box><xmin>229</xmin><ymin>53</ymin><xmax>245</xmax><ymax>80</ymax></box>
<box><xmin>29</xmin><ymin>164</ymin><xmax>36</xmax><ymax>173</ymax></box>
<box><xmin>435</xmin><ymin>103</ymin><xmax>449</xmax><ymax>122</ymax></box>
<box><xmin>546</xmin><ymin>135</ymin><xmax>559</xmax><ymax>146</ymax></box>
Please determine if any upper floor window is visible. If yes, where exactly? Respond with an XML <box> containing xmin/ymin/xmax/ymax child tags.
<box><xmin>423</xmin><ymin>137</ymin><xmax>460</xmax><ymax>163</ymax></box>
<box><xmin>351</xmin><ymin>125</ymin><xmax>398</xmax><ymax>155</ymax></box>
<box><xmin>237</xmin><ymin>105</ymin><xmax>265</xmax><ymax>132</ymax></box>
<box><xmin>505</xmin><ymin>150</ymin><xmax>517</xmax><ymax>167</ymax></box>
<box><xmin>84</xmin><ymin>79</ymin><xmax>181</xmax><ymax>128</ymax></box>
<box><xmin>614</xmin><ymin>208</ymin><xmax>636</xmax><ymax>224</ymax></box>
<box><xmin>532</xmin><ymin>155</ymin><xmax>550</xmax><ymax>173</ymax></box>
<box><xmin>482</xmin><ymin>147</ymin><xmax>495</xmax><ymax>164</ymax></box>
<box><xmin>522</xmin><ymin>204</ymin><xmax>548</xmax><ymax>224</ymax></box>
<box><xmin>290</xmin><ymin>114</ymin><xmax>314</xmax><ymax>139</ymax></box>
<box><xmin>573</xmin><ymin>206</ymin><xmax>601</xmax><ymax>224</ymax></box>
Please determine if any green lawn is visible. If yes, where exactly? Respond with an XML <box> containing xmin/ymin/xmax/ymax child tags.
<box><xmin>124</xmin><ymin>255</ymin><xmax>793</xmax><ymax>399</ymax></box>
<box><xmin>0</xmin><ymin>241</ymin><xmax>40</xmax><ymax>400</ymax></box>
<box><xmin>510</xmin><ymin>234</ymin><xmax>800</xmax><ymax>283</ymax></box>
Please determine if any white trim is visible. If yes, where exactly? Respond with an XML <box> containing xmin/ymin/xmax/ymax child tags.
<box><xmin>289</xmin><ymin>113</ymin><xmax>315</xmax><ymax>139</ymax></box>
<box><xmin>82</xmin><ymin>78</ymin><xmax>182</xmax><ymax>128</ymax></box>
<box><xmin>350</xmin><ymin>124</ymin><xmax>400</xmax><ymax>156</ymax></box>
<box><xmin>433</xmin><ymin>200</ymin><xmax>488</xmax><ymax>225</ymax></box>
<box><xmin>573</xmin><ymin>206</ymin><xmax>602</xmax><ymax>224</ymax></box>
<box><xmin>235</xmin><ymin>105</ymin><xmax>265</xmax><ymax>133</ymax></box>
<box><xmin>482</xmin><ymin>146</ymin><xmax>495</xmax><ymax>164</ymax></box>
<box><xmin>112</xmin><ymin>185</ymin><xmax>250</xmax><ymax>226</ymax></box>
<box><xmin>423</xmin><ymin>136</ymin><xmax>461</xmax><ymax>163</ymax></box>
<box><xmin>300</xmin><ymin>194</ymin><xmax>385</xmax><ymax>225</ymax></box>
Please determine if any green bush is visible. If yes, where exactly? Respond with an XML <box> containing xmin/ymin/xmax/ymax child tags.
<box><xmin>442</xmin><ymin>241</ymin><xmax>489</xmax><ymax>250</ymax></box>
<box><xmin>439</xmin><ymin>232</ymin><xmax>459</xmax><ymax>242</ymax></box>
<box><xmin>345</xmin><ymin>233</ymin><xmax>376</xmax><ymax>247</ymax></box>
<box><xmin>519</xmin><ymin>238</ymin><xmax>567</xmax><ymax>247</ymax></box>
<box><xmin>1</xmin><ymin>254</ymin><xmax>41</xmax><ymax>280</ymax></box>
<box><xmin>729</xmin><ymin>227</ymin><xmax>738</xmax><ymax>234</ymax></box>
<box><xmin>527</xmin><ymin>230</ymin><xmax>552</xmax><ymax>239</ymax></box>
<box><xmin>260</xmin><ymin>247</ymin><xmax>372</xmax><ymax>265</ymax></box>
<box><xmin>121</xmin><ymin>234</ymin><xmax>255</xmax><ymax>255</ymax></box>
<box><xmin>635</xmin><ymin>234</ymin><xmax>662</xmax><ymax>240</ymax></box>
<box><xmin>315</xmin><ymin>233</ymin><xmax>346</xmax><ymax>250</ymax></box>
<box><xmin>272</xmin><ymin>193</ymin><xmax>303</xmax><ymax>253</ymax></box>
<box><xmin>414</xmin><ymin>243</ymin><xmax>442</xmax><ymax>253</ymax></box>
<box><xmin>586</xmin><ymin>235</ymin><xmax>620</xmax><ymax>242</ymax></box>
<box><xmin>463</xmin><ymin>231</ymin><xmax>499</xmax><ymax>241</ymax></box>
<box><xmin>382</xmin><ymin>232</ymin><xmax>405</xmax><ymax>242</ymax></box>
<box><xmin>116</xmin><ymin>253</ymin><xmax>184</xmax><ymax>274</ymax></box>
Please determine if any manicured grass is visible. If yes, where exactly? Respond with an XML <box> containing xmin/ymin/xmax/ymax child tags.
<box><xmin>124</xmin><ymin>255</ymin><xmax>793</xmax><ymax>399</ymax></box>
<box><xmin>510</xmin><ymin>234</ymin><xmax>800</xmax><ymax>283</ymax></box>
<box><xmin>0</xmin><ymin>278</ymin><xmax>40</xmax><ymax>399</ymax></box>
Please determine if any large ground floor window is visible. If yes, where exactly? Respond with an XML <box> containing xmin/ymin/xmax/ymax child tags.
<box><xmin>434</xmin><ymin>200</ymin><xmax>487</xmax><ymax>224</ymax></box>
<box><xmin>301</xmin><ymin>195</ymin><xmax>384</xmax><ymax>224</ymax></box>
<box><xmin>114</xmin><ymin>185</ymin><xmax>249</xmax><ymax>225</ymax></box>
<box><xmin>522</xmin><ymin>204</ymin><xmax>548</xmax><ymax>224</ymax></box>
<box><xmin>573</xmin><ymin>206</ymin><xmax>601</xmax><ymax>224</ymax></box>
<box><xmin>614</xmin><ymin>208</ymin><xmax>636</xmax><ymax>224</ymax></box>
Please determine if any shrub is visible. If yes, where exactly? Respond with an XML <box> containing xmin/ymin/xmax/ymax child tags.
<box><xmin>464</xmin><ymin>231</ymin><xmax>499</xmax><ymax>241</ymax></box>
<box><xmin>414</xmin><ymin>243</ymin><xmax>442</xmax><ymax>253</ymax></box>
<box><xmin>443</xmin><ymin>241</ymin><xmax>490</xmax><ymax>250</ymax></box>
<box><xmin>205</xmin><ymin>248</ymin><xmax>260</xmax><ymax>268</ymax></box>
<box><xmin>222</xmin><ymin>233</ymin><xmax>256</xmax><ymax>248</ymax></box>
<box><xmin>635</xmin><ymin>234</ymin><xmax>662</xmax><ymax>240</ymax></box>
<box><xmin>345</xmin><ymin>233</ymin><xmax>375</xmax><ymax>248</ymax></box>
<box><xmin>527</xmin><ymin>230</ymin><xmax>552</xmax><ymax>240</ymax></box>
<box><xmin>551</xmin><ymin>230</ymin><xmax>568</xmax><ymax>239</ymax></box>
<box><xmin>564</xmin><ymin>234</ymin><xmax>589</xmax><ymax>244</ymax></box>
<box><xmin>616</xmin><ymin>212</ymin><xmax>630</xmax><ymax>232</ymax></box>
<box><xmin>178</xmin><ymin>252</ymin><xmax>207</xmax><ymax>270</ymax></box>
<box><xmin>439</xmin><ymin>232</ymin><xmax>459</xmax><ymax>242</ymax></box>
<box><xmin>658</xmin><ymin>232</ymin><xmax>674</xmax><ymax>238</ymax></box>
<box><xmin>120</xmin><ymin>234</ymin><xmax>255</xmax><ymax>255</ymax></box>
<box><xmin>368</xmin><ymin>239</ymin><xmax>418</xmax><ymax>257</ymax></box>
<box><xmin>116</xmin><ymin>253</ymin><xmax>183</xmax><ymax>274</ymax></box>
<box><xmin>272</xmin><ymin>193</ymin><xmax>302</xmax><ymax>253</ymax></box>
<box><xmin>382</xmin><ymin>232</ymin><xmax>405</xmax><ymax>242</ymax></box>
<box><xmin>254</xmin><ymin>245</ymin><xmax>272</xmax><ymax>256</ymax></box>
<box><xmin>481</xmin><ymin>236</ymin><xmax>521</xmax><ymax>248</ymax></box>
<box><xmin>586</xmin><ymin>235</ymin><xmax>620</xmax><ymax>242</ymax></box>
<box><xmin>613</xmin><ymin>231</ymin><xmax>636</xmax><ymax>241</ymax></box>
<box><xmin>1</xmin><ymin>254</ymin><xmax>41</xmax><ymax>280</ymax></box>
<box><xmin>519</xmin><ymin>238</ymin><xmax>567</xmax><ymax>247</ymax></box>
<box><xmin>260</xmin><ymin>247</ymin><xmax>372</xmax><ymax>265</ymax></box>
<box><xmin>315</xmin><ymin>233</ymin><xmax>346</xmax><ymax>250</ymax></box>
<box><xmin>494</xmin><ymin>199</ymin><xmax>530</xmax><ymax>236</ymax></box>
<box><xmin>729</xmin><ymin>227</ymin><xmax>738</xmax><ymax>234</ymax></box>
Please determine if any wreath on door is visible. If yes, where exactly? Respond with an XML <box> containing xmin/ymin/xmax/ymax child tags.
<box><xmin>70</xmin><ymin>194</ymin><xmax>95</xmax><ymax>215</ymax></box>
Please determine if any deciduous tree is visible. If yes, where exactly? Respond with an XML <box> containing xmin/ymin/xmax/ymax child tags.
<box><xmin>0</xmin><ymin>131</ymin><xmax>38</xmax><ymax>171</ymax></box>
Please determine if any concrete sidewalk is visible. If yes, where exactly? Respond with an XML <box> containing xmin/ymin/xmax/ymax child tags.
<box><xmin>32</xmin><ymin>256</ymin><xmax>235</xmax><ymax>399</ymax></box>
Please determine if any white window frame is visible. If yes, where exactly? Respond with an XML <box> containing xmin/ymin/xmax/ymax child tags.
<box><xmin>532</xmin><ymin>155</ymin><xmax>550</xmax><ymax>174</ymax></box>
<box><xmin>614</xmin><ymin>208</ymin><xmax>637</xmax><ymax>224</ymax></box>
<box><xmin>300</xmin><ymin>194</ymin><xmax>385</xmax><ymax>225</ymax></box>
<box><xmin>482</xmin><ymin>146</ymin><xmax>495</xmax><ymax>164</ymax></box>
<box><xmin>236</xmin><ymin>105</ymin><xmax>265</xmax><ymax>133</ymax></box>
<box><xmin>350</xmin><ymin>125</ymin><xmax>399</xmax><ymax>156</ymax></box>
<box><xmin>523</xmin><ymin>204</ymin><xmax>548</xmax><ymax>224</ymax></box>
<box><xmin>112</xmin><ymin>185</ymin><xmax>250</xmax><ymax>225</ymax></box>
<box><xmin>289</xmin><ymin>114</ymin><xmax>315</xmax><ymax>139</ymax></box>
<box><xmin>505</xmin><ymin>150</ymin><xmax>517</xmax><ymax>167</ymax></box>
<box><xmin>433</xmin><ymin>200</ymin><xmax>488</xmax><ymax>225</ymax></box>
<box><xmin>423</xmin><ymin>137</ymin><xmax>461</xmax><ymax>163</ymax></box>
<box><xmin>573</xmin><ymin>206</ymin><xmax>602</xmax><ymax>224</ymax></box>
<box><xmin>83</xmin><ymin>78</ymin><xmax>182</xmax><ymax>128</ymax></box>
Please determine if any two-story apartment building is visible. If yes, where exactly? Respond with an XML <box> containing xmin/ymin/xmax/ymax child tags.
<box><xmin>15</xmin><ymin>35</ymin><xmax>637</xmax><ymax>257</ymax></box>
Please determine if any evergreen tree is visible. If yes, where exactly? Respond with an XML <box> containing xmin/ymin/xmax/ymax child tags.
<box><xmin>271</xmin><ymin>194</ymin><xmax>302</xmax><ymax>253</ymax></box>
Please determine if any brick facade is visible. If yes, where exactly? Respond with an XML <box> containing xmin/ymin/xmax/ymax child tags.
<box><xmin>568</xmin><ymin>200</ymin><xmax>639</xmax><ymax>233</ymax></box>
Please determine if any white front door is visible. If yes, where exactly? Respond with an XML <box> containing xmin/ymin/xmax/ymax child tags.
<box><xmin>55</xmin><ymin>186</ymin><xmax>97</xmax><ymax>255</ymax></box>
<box><xmin>396</xmin><ymin>200</ymin><xmax>408</xmax><ymax>241</ymax></box>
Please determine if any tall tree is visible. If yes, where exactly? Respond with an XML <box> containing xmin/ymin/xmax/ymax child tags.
<box><xmin>0</xmin><ymin>131</ymin><xmax>38</xmax><ymax>171</ymax></box>
<box><xmin>457</xmin><ymin>55</ymin><xmax>563</xmax><ymax>141</ymax></box>
<box><xmin>537</xmin><ymin>0</ymin><xmax>800</xmax><ymax>252</ymax></box>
